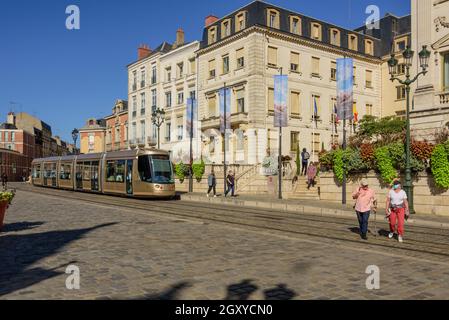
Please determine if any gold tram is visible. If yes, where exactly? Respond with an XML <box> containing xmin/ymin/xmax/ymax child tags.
<box><xmin>31</xmin><ymin>148</ymin><xmax>176</xmax><ymax>198</ymax></box>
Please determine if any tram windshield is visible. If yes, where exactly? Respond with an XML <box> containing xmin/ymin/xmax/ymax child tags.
<box><xmin>138</xmin><ymin>155</ymin><xmax>174</xmax><ymax>184</ymax></box>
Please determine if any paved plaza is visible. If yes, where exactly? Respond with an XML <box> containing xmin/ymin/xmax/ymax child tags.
<box><xmin>1</xmin><ymin>185</ymin><xmax>449</xmax><ymax>300</ymax></box>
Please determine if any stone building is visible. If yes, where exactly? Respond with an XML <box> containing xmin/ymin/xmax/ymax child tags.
<box><xmin>104</xmin><ymin>100</ymin><xmax>129</xmax><ymax>152</ymax></box>
<box><xmin>79</xmin><ymin>118</ymin><xmax>107</xmax><ymax>154</ymax></box>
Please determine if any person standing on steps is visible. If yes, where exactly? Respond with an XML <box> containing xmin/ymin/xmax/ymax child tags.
<box><xmin>385</xmin><ymin>180</ymin><xmax>409</xmax><ymax>243</ymax></box>
<box><xmin>225</xmin><ymin>170</ymin><xmax>235</xmax><ymax>197</ymax></box>
<box><xmin>352</xmin><ymin>179</ymin><xmax>377</xmax><ymax>240</ymax></box>
<box><xmin>301</xmin><ymin>148</ymin><xmax>310</xmax><ymax>176</ymax></box>
<box><xmin>206</xmin><ymin>170</ymin><xmax>217</xmax><ymax>198</ymax></box>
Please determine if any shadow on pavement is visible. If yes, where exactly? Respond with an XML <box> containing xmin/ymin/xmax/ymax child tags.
<box><xmin>263</xmin><ymin>284</ymin><xmax>297</xmax><ymax>300</ymax></box>
<box><xmin>135</xmin><ymin>282</ymin><xmax>192</xmax><ymax>300</ymax></box>
<box><xmin>0</xmin><ymin>221</ymin><xmax>45</xmax><ymax>233</ymax></box>
<box><xmin>225</xmin><ymin>279</ymin><xmax>258</xmax><ymax>300</ymax></box>
<box><xmin>0</xmin><ymin>222</ymin><xmax>117</xmax><ymax>297</ymax></box>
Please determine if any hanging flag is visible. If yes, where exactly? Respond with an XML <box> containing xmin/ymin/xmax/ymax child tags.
<box><xmin>274</xmin><ymin>75</ymin><xmax>288</xmax><ymax>128</ymax></box>
<box><xmin>353</xmin><ymin>103</ymin><xmax>358</xmax><ymax>123</ymax></box>
<box><xmin>336</xmin><ymin>58</ymin><xmax>354</xmax><ymax>121</ymax></box>
<box><xmin>186</xmin><ymin>98</ymin><xmax>197</xmax><ymax>139</ymax></box>
<box><xmin>334</xmin><ymin>104</ymin><xmax>340</xmax><ymax>124</ymax></box>
<box><xmin>219</xmin><ymin>88</ymin><xmax>231</xmax><ymax>134</ymax></box>
<box><xmin>313</xmin><ymin>97</ymin><xmax>318</xmax><ymax>128</ymax></box>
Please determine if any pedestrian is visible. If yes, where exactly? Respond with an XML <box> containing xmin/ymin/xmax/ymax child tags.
<box><xmin>225</xmin><ymin>170</ymin><xmax>235</xmax><ymax>197</ymax></box>
<box><xmin>207</xmin><ymin>170</ymin><xmax>217</xmax><ymax>198</ymax></box>
<box><xmin>306</xmin><ymin>162</ymin><xmax>317</xmax><ymax>189</ymax></box>
<box><xmin>301</xmin><ymin>148</ymin><xmax>310</xmax><ymax>176</ymax></box>
<box><xmin>352</xmin><ymin>179</ymin><xmax>377</xmax><ymax>240</ymax></box>
<box><xmin>385</xmin><ymin>180</ymin><xmax>409</xmax><ymax>243</ymax></box>
<box><xmin>1</xmin><ymin>173</ymin><xmax>7</xmax><ymax>191</ymax></box>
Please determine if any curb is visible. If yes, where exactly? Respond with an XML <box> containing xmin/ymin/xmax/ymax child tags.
<box><xmin>180</xmin><ymin>194</ymin><xmax>449</xmax><ymax>230</ymax></box>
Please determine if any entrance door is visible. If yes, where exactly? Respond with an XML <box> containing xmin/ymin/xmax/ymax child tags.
<box><xmin>126</xmin><ymin>160</ymin><xmax>133</xmax><ymax>195</ymax></box>
<box><xmin>76</xmin><ymin>163</ymin><xmax>83</xmax><ymax>189</ymax></box>
<box><xmin>91</xmin><ymin>161</ymin><xmax>99</xmax><ymax>191</ymax></box>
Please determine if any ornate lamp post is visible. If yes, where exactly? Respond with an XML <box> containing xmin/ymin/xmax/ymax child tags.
<box><xmin>151</xmin><ymin>108</ymin><xmax>165</xmax><ymax>149</ymax></box>
<box><xmin>387</xmin><ymin>45</ymin><xmax>431</xmax><ymax>214</ymax></box>
<box><xmin>71</xmin><ymin>128</ymin><xmax>79</xmax><ymax>155</ymax></box>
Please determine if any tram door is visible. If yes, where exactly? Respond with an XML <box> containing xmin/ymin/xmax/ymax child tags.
<box><xmin>43</xmin><ymin>163</ymin><xmax>48</xmax><ymax>186</ymax></box>
<box><xmin>91</xmin><ymin>161</ymin><xmax>99</xmax><ymax>191</ymax></box>
<box><xmin>51</xmin><ymin>163</ymin><xmax>57</xmax><ymax>187</ymax></box>
<box><xmin>126</xmin><ymin>159</ymin><xmax>133</xmax><ymax>195</ymax></box>
<box><xmin>76</xmin><ymin>163</ymin><xmax>83</xmax><ymax>189</ymax></box>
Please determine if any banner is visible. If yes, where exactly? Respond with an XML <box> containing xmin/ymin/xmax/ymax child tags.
<box><xmin>219</xmin><ymin>88</ymin><xmax>231</xmax><ymax>134</ymax></box>
<box><xmin>274</xmin><ymin>75</ymin><xmax>288</xmax><ymax>128</ymax></box>
<box><xmin>186</xmin><ymin>98</ymin><xmax>197</xmax><ymax>139</ymax></box>
<box><xmin>336</xmin><ymin>58</ymin><xmax>354</xmax><ymax>120</ymax></box>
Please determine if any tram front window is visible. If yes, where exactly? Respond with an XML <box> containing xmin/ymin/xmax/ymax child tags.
<box><xmin>138</xmin><ymin>155</ymin><xmax>174</xmax><ymax>184</ymax></box>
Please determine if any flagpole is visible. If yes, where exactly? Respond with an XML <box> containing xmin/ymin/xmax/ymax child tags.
<box><xmin>223</xmin><ymin>82</ymin><xmax>227</xmax><ymax>197</ymax></box>
<box><xmin>312</xmin><ymin>99</ymin><xmax>315</xmax><ymax>163</ymax></box>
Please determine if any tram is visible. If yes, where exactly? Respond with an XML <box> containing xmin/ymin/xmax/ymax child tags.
<box><xmin>31</xmin><ymin>148</ymin><xmax>176</xmax><ymax>198</ymax></box>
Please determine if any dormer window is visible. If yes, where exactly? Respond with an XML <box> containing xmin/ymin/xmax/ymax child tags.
<box><xmin>208</xmin><ymin>26</ymin><xmax>217</xmax><ymax>44</ymax></box>
<box><xmin>365</xmin><ymin>39</ymin><xmax>374</xmax><ymax>55</ymax></box>
<box><xmin>348</xmin><ymin>34</ymin><xmax>358</xmax><ymax>51</ymax></box>
<box><xmin>235</xmin><ymin>11</ymin><xmax>246</xmax><ymax>32</ymax></box>
<box><xmin>222</xmin><ymin>19</ymin><xmax>231</xmax><ymax>38</ymax></box>
<box><xmin>290</xmin><ymin>16</ymin><xmax>301</xmax><ymax>35</ymax></box>
<box><xmin>267</xmin><ymin>9</ymin><xmax>280</xmax><ymax>29</ymax></box>
<box><xmin>311</xmin><ymin>23</ymin><xmax>322</xmax><ymax>41</ymax></box>
<box><xmin>330</xmin><ymin>28</ymin><xmax>340</xmax><ymax>46</ymax></box>
<box><xmin>395</xmin><ymin>37</ymin><xmax>407</xmax><ymax>52</ymax></box>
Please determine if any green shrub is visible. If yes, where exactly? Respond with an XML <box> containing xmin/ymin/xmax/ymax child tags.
<box><xmin>333</xmin><ymin>149</ymin><xmax>345</xmax><ymax>183</ymax></box>
<box><xmin>431</xmin><ymin>144</ymin><xmax>449</xmax><ymax>189</ymax></box>
<box><xmin>175</xmin><ymin>162</ymin><xmax>190</xmax><ymax>182</ymax></box>
<box><xmin>374</xmin><ymin>146</ymin><xmax>397</xmax><ymax>183</ymax></box>
<box><xmin>345</xmin><ymin>148</ymin><xmax>369</xmax><ymax>173</ymax></box>
<box><xmin>0</xmin><ymin>191</ymin><xmax>15</xmax><ymax>204</ymax></box>
<box><xmin>192</xmin><ymin>159</ymin><xmax>206</xmax><ymax>181</ymax></box>
<box><xmin>319</xmin><ymin>150</ymin><xmax>334</xmax><ymax>171</ymax></box>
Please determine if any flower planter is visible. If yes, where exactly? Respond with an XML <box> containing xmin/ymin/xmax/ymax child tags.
<box><xmin>0</xmin><ymin>200</ymin><xmax>8</xmax><ymax>231</ymax></box>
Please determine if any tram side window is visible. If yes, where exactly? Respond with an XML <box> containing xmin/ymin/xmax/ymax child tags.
<box><xmin>116</xmin><ymin>160</ymin><xmax>125</xmax><ymax>183</ymax></box>
<box><xmin>83</xmin><ymin>162</ymin><xmax>91</xmax><ymax>181</ymax></box>
<box><xmin>138</xmin><ymin>156</ymin><xmax>152</xmax><ymax>182</ymax></box>
<box><xmin>106</xmin><ymin>161</ymin><xmax>116</xmax><ymax>182</ymax></box>
<box><xmin>60</xmin><ymin>164</ymin><xmax>72</xmax><ymax>180</ymax></box>
<box><xmin>33</xmin><ymin>165</ymin><xmax>41</xmax><ymax>178</ymax></box>
<box><xmin>106</xmin><ymin>160</ymin><xmax>125</xmax><ymax>183</ymax></box>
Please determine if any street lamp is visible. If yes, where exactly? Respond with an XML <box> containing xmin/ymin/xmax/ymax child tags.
<box><xmin>151</xmin><ymin>107</ymin><xmax>165</xmax><ymax>149</ymax></box>
<box><xmin>71</xmin><ymin>128</ymin><xmax>79</xmax><ymax>155</ymax></box>
<box><xmin>387</xmin><ymin>45</ymin><xmax>431</xmax><ymax>214</ymax></box>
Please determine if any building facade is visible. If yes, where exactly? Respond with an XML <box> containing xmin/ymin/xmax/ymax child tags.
<box><xmin>197</xmin><ymin>1</ymin><xmax>382</xmax><ymax>164</ymax></box>
<box><xmin>104</xmin><ymin>100</ymin><xmax>129</xmax><ymax>152</ymax></box>
<box><xmin>79</xmin><ymin>118</ymin><xmax>107</xmax><ymax>154</ymax></box>
<box><xmin>0</xmin><ymin>148</ymin><xmax>30</xmax><ymax>181</ymax></box>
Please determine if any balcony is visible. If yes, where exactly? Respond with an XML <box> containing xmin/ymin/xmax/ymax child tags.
<box><xmin>439</xmin><ymin>91</ymin><xmax>449</xmax><ymax>105</ymax></box>
<box><xmin>201</xmin><ymin>112</ymin><xmax>249</xmax><ymax>130</ymax></box>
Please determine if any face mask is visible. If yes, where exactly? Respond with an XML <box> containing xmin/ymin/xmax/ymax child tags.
<box><xmin>393</xmin><ymin>185</ymin><xmax>399</xmax><ymax>190</ymax></box>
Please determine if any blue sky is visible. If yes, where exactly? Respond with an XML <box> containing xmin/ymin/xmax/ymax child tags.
<box><xmin>0</xmin><ymin>0</ymin><xmax>410</xmax><ymax>143</ymax></box>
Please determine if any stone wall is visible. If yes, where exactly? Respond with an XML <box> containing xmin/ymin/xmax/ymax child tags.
<box><xmin>319</xmin><ymin>171</ymin><xmax>449</xmax><ymax>216</ymax></box>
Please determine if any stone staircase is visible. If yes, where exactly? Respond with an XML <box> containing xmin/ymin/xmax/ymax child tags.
<box><xmin>287</xmin><ymin>175</ymin><xmax>320</xmax><ymax>200</ymax></box>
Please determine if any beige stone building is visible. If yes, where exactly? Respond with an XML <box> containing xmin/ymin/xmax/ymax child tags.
<box><xmin>104</xmin><ymin>100</ymin><xmax>129</xmax><ymax>152</ymax></box>
<box><xmin>198</xmin><ymin>1</ymin><xmax>382</xmax><ymax>165</ymax></box>
<box><xmin>79</xmin><ymin>118</ymin><xmax>106</xmax><ymax>154</ymax></box>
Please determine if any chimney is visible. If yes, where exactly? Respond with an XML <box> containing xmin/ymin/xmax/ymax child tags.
<box><xmin>205</xmin><ymin>15</ymin><xmax>219</xmax><ymax>27</ymax></box>
<box><xmin>137</xmin><ymin>44</ymin><xmax>152</xmax><ymax>60</ymax></box>
<box><xmin>175</xmin><ymin>28</ymin><xmax>185</xmax><ymax>48</ymax></box>
<box><xmin>7</xmin><ymin>112</ymin><xmax>16</xmax><ymax>126</ymax></box>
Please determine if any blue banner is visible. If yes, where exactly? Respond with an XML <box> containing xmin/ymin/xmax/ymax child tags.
<box><xmin>274</xmin><ymin>75</ymin><xmax>288</xmax><ymax>128</ymax></box>
<box><xmin>219</xmin><ymin>88</ymin><xmax>231</xmax><ymax>134</ymax></box>
<box><xmin>186</xmin><ymin>98</ymin><xmax>197</xmax><ymax>139</ymax></box>
<box><xmin>336</xmin><ymin>58</ymin><xmax>354</xmax><ymax>120</ymax></box>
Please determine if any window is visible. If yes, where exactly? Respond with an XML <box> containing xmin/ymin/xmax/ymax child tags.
<box><xmin>209</xmin><ymin>136</ymin><xmax>215</xmax><ymax>154</ymax></box>
<box><xmin>140</xmin><ymin>120</ymin><xmax>146</xmax><ymax>142</ymax></box>
<box><xmin>189</xmin><ymin>58</ymin><xmax>196</xmax><ymax>74</ymax></box>
<box><xmin>11</xmin><ymin>132</ymin><xmax>15</xmax><ymax>142</ymax></box>
<box><xmin>177</xmin><ymin>123</ymin><xmax>184</xmax><ymax>141</ymax></box>
<box><xmin>395</xmin><ymin>39</ymin><xmax>407</xmax><ymax>52</ymax></box>
<box><xmin>208</xmin><ymin>95</ymin><xmax>216</xmax><ymax>117</ymax></box>
<box><xmin>348</xmin><ymin>34</ymin><xmax>358</xmax><ymax>51</ymax></box>
<box><xmin>166</xmin><ymin>67</ymin><xmax>172</xmax><ymax>82</ymax></box>
<box><xmin>236</xmin><ymin>48</ymin><xmax>245</xmax><ymax>69</ymax></box>
<box><xmin>290</xmin><ymin>131</ymin><xmax>300</xmax><ymax>152</ymax></box>
<box><xmin>235</xmin><ymin>12</ymin><xmax>246</xmax><ymax>32</ymax></box>
<box><xmin>177</xmin><ymin>91</ymin><xmax>184</xmax><ymax>105</ymax></box>
<box><xmin>330</xmin><ymin>28</ymin><xmax>340</xmax><ymax>46</ymax></box>
<box><xmin>222</xmin><ymin>55</ymin><xmax>230</xmax><ymax>74</ymax></box>
<box><xmin>397</xmin><ymin>63</ymin><xmax>406</xmax><ymax>75</ymax></box>
<box><xmin>115</xmin><ymin>127</ymin><xmax>120</xmax><ymax>143</ymax></box>
<box><xmin>268</xmin><ymin>88</ymin><xmax>274</xmax><ymax>112</ymax></box>
<box><xmin>267</xmin><ymin>9</ymin><xmax>280</xmax><ymax>29</ymax></box>
<box><xmin>311</xmin><ymin>23</ymin><xmax>322</xmax><ymax>41</ymax></box>
<box><xmin>312</xmin><ymin>95</ymin><xmax>321</xmax><ymax>119</ymax></box>
<box><xmin>331</xmin><ymin>61</ymin><xmax>337</xmax><ymax>80</ymax></box>
<box><xmin>165</xmin><ymin>122</ymin><xmax>171</xmax><ymax>142</ymax></box>
<box><xmin>208</xmin><ymin>26</ymin><xmax>217</xmax><ymax>44</ymax></box>
<box><xmin>330</xmin><ymin>97</ymin><xmax>337</xmax><ymax>122</ymax></box>
<box><xmin>189</xmin><ymin>90</ymin><xmax>196</xmax><ymax>100</ymax></box>
<box><xmin>132</xmin><ymin>70</ymin><xmax>137</xmax><ymax>90</ymax></box>
<box><xmin>397</xmin><ymin>85</ymin><xmax>406</xmax><ymax>100</ymax></box>
<box><xmin>365</xmin><ymin>39</ymin><xmax>374</xmax><ymax>55</ymax></box>
<box><xmin>312</xmin><ymin>133</ymin><xmax>320</xmax><ymax>155</ymax></box>
<box><xmin>177</xmin><ymin>62</ymin><xmax>184</xmax><ymax>78</ymax></box>
<box><xmin>290</xmin><ymin>91</ymin><xmax>300</xmax><ymax>116</ymax></box>
<box><xmin>106</xmin><ymin>160</ymin><xmax>125</xmax><ymax>183</ymax></box>
<box><xmin>290</xmin><ymin>16</ymin><xmax>301</xmax><ymax>35</ymax></box>
<box><xmin>165</xmin><ymin>92</ymin><xmax>172</xmax><ymax>108</ymax></box>
<box><xmin>236</xmin><ymin>89</ymin><xmax>245</xmax><ymax>113</ymax></box>
<box><xmin>290</xmin><ymin>52</ymin><xmax>300</xmax><ymax>72</ymax></box>
<box><xmin>59</xmin><ymin>164</ymin><xmax>72</xmax><ymax>180</ymax></box>
<box><xmin>236</xmin><ymin>130</ymin><xmax>244</xmax><ymax>151</ymax></box>
<box><xmin>151</xmin><ymin>66</ymin><xmax>157</xmax><ymax>84</ymax></box>
<box><xmin>366</xmin><ymin>70</ymin><xmax>373</xmax><ymax>88</ymax></box>
<box><xmin>331</xmin><ymin>134</ymin><xmax>339</xmax><ymax>146</ymax></box>
<box><xmin>138</xmin><ymin>156</ymin><xmax>152</xmax><ymax>182</ymax></box>
<box><xmin>268</xmin><ymin>46</ymin><xmax>277</xmax><ymax>67</ymax></box>
<box><xmin>132</xmin><ymin>122</ymin><xmax>136</xmax><ymax>141</ymax></box>
<box><xmin>151</xmin><ymin>89</ymin><xmax>157</xmax><ymax>109</ymax></box>
<box><xmin>209</xmin><ymin>59</ymin><xmax>216</xmax><ymax>78</ymax></box>
<box><xmin>443</xmin><ymin>53</ymin><xmax>449</xmax><ymax>91</ymax></box>
<box><xmin>312</xmin><ymin>57</ymin><xmax>320</xmax><ymax>76</ymax></box>
<box><xmin>222</xmin><ymin>19</ymin><xmax>231</xmax><ymax>38</ymax></box>
<box><xmin>132</xmin><ymin>96</ymin><xmax>137</xmax><ymax>111</ymax></box>
<box><xmin>366</xmin><ymin>103</ymin><xmax>373</xmax><ymax>116</ymax></box>
<box><xmin>141</xmin><ymin>69</ymin><xmax>146</xmax><ymax>88</ymax></box>
<box><xmin>140</xmin><ymin>92</ymin><xmax>146</xmax><ymax>110</ymax></box>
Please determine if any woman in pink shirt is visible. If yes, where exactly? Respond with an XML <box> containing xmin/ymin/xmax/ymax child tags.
<box><xmin>352</xmin><ymin>179</ymin><xmax>377</xmax><ymax>240</ymax></box>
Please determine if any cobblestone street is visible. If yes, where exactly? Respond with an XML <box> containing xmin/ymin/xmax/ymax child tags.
<box><xmin>1</xmin><ymin>186</ymin><xmax>449</xmax><ymax>300</ymax></box>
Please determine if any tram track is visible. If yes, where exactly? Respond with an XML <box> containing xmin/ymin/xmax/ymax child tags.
<box><xmin>13</xmin><ymin>185</ymin><xmax>449</xmax><ymax>264</ymax></box>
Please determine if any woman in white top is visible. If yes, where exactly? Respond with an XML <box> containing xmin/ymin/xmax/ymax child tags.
<box><xmin>385</xmin><ymin>180</ymin><xmax>409</xmax><ymax>243</ymax></box>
